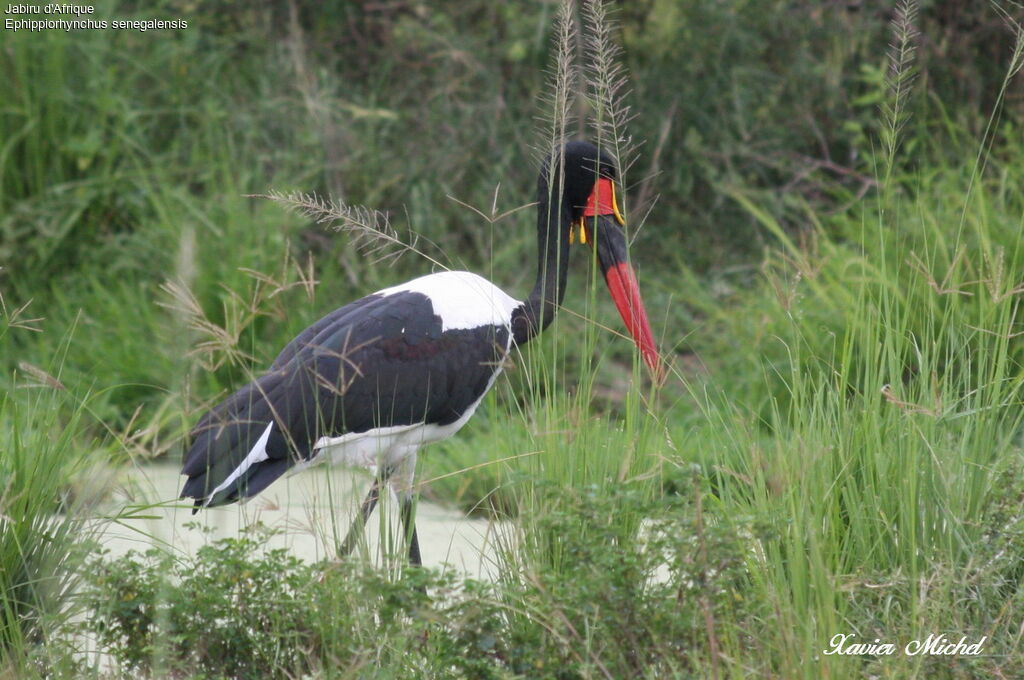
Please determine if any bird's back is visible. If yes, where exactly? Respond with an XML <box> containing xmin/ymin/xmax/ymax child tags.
<box><xmin>180</xmin><ymin>270</ymin><xmax>519</xmax><ymax>509</ymax></box>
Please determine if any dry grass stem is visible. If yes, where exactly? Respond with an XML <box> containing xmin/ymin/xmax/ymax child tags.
<box><xmin>880</xmin><ymin>382</ymin><xmax>942</xmax><ymax>418</ymax></box>
<box><xmin>882</xmin><ymin>0</ymin><xmax>920</xmax><ymax>167</ymax></box>
<box><xmin>15</xmin><ymin>361</ymin><xmax>65</xmax><ymax>390</ymax></box>
<box><xmin>583</xmin><ymin>0</ymin><xmax>638</xmax><ymax>176</ymax></box>
<box><xmin>907</xmin><ymin>249</ymin><xmax>975</xmax><ymax>297</ymax></box>
<box><xmin>535</xmin><ymin>0</ymin><xmax>578</xmax><ymax>174</ymax></box>
<box><xmin>0</xmin><ymin>293</ymin><xmax>43</xmax><ymax>334</ymax></box>
<box><xmin>983</xmin><ymin>247</ymin><xmax>1024</xmax><ymax>303</ymax></box>
<box><xmin>159</xmin><ymin>280</ymin><xmax>257</xmax><ymax>371</ymax></box>
<box><xmin>256</xmin><ymin>190</ymin><xmax>414</xmax><ymax>266</ymax></box>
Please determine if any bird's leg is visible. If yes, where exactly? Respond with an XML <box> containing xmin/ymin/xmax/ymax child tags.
<box><xmin>388</xmin><ymin>454</ymin><xmax>422</xmax><ymax>568</ymax></box>
<box><xmin>338</xmin><ymin>459</ymin><xmax>422</xmax><ymax>569</ymax></box>
<box><xmin>397</xmin><ymin>490</ymin><xmax>428</xmax><ymax>596</ymax></box>
<box><xmin>399</xmin><ymin>493</ymin><xmax>422</xmax><ymax>567</ymax></box>
<box><xmin>338</xmin><ymin>469</ymin><xmax>387</xmax><ymax>559</ymax></box>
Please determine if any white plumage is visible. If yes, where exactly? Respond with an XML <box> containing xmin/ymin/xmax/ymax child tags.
<box><xmin>377</xmin><ymin>270</ymin><xmax>521</xmax><ymax>332</ymax></box>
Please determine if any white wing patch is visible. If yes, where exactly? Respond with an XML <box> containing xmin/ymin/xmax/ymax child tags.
<box><xmin>205</xmin><ymin>420</ymin><xmax>274</xmax><ymax>504</ymax></box>
<box><xmin>378</xmin><ymin>271</ymin><xmax>520</xmax><ymax>331</ymax></box>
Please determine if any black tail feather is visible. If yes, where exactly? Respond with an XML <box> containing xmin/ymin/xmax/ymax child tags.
<box><xmin>180</xmin><ymin>370</ymin><xmax>308</xmax><ymax>509</ymax></box>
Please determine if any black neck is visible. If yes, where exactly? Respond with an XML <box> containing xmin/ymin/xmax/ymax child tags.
<box><xmin>512</xmin><ymin>174</ymin><xmax>572</xmax><ymax>346</ymax></box>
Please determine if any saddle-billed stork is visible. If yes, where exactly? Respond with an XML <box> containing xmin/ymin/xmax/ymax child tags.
<box><xmin>180</xmin><ymin>141</ymin><xmax>661</xmax><ymax>565</ymax></box>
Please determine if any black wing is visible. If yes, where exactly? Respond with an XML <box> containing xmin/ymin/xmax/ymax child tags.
<box><xmin>180</xmin><ymin>290</ymin><xmax>509</xmax><ymax>508</ymax></box>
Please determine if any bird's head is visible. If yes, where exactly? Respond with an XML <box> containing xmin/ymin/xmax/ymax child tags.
<box><xmin>548</xmin><ymin>140</ymin><xmax>662</xmax><ymax>379</ymax></box>
<box><xmin>559</xmin><ymin>140</ymin><xmax>620</xmax><ymax>216</ymax></box>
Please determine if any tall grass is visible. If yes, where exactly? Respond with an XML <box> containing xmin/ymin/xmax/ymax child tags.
<box><xmin>679</xmin><ymin>189</ymin><xmax>1024</xmax><ymax>675</ymax></box>
<box><xmin>0</xmin><ymin>369</ymin><xmax>110</xmax><ymax>676</ymax></box>
<box><xmin>656</xmin><ymin>9</ymin><xmax>1024</xmax><ymax>672</ymax></box>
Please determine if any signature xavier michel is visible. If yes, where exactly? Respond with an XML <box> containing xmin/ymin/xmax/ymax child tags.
<box><xmin>823</xmin><ymin>633</ymin><xmax>986</xmax><ymax>657</ymax></box>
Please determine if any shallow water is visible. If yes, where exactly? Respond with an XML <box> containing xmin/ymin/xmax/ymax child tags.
<box><xmin>96</xmin><ymin>462</ymin><xmax>503</xmax><ymax>580</ymax></box>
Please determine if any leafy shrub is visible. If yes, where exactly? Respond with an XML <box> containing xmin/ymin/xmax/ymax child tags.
<box><xmin>87</xmin><ymin>525</ymin><xmax>342</xmax><ymax>679</ymax></box>
<box><xmin>82</xmin><ymin>485</ymin><xmax>766</xmax><ymax>679</ymax></box>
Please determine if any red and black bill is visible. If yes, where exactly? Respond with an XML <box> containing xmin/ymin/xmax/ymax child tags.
<box><xmin>577</xmin><ymin>178</ymin><xmax>663</xmax><ymax>380</ymax></box>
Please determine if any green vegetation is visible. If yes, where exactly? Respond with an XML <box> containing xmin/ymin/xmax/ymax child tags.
<box><xmin>3</xmin><ymin>0</ymin><xmax>1024</xmax><ymax>677</ymax></box>
<box><xmin>81</xmin><ymin>494</ymin><xmax>756</xmax><ymax>679</ymax></box>
<box><xmin>0</xmin><ymin>377</ymin><xmax>110</xmax><ymax>677</ymax></box>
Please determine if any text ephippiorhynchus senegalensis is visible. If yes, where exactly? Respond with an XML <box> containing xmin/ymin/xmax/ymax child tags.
<box><xmin>180</xmin><ymin>141</ymin><xmax>661</xmax><ymax>565</ymax></box>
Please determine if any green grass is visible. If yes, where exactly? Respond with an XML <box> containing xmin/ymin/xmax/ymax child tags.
<box><xmin>3</xmin><ymin>0</ymin><xmax>1024</xmax><ymax>677</ymax></box>
<box><xmin>0</xmin><ymin>371</ymin><xmax>112</xmax><ymax>677</ymax></box>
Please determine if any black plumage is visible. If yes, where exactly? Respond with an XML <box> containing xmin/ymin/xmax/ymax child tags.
<box><xmin>181</xmin><ymin>289</ymin><xmax>509</xmax><ymax>508</ymax></box>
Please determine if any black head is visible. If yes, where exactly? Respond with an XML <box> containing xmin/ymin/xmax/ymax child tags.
<box><xmin>540</xmin><ymin>140</ymin><xmax>619</xmax><ymax>217</ymax></box>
